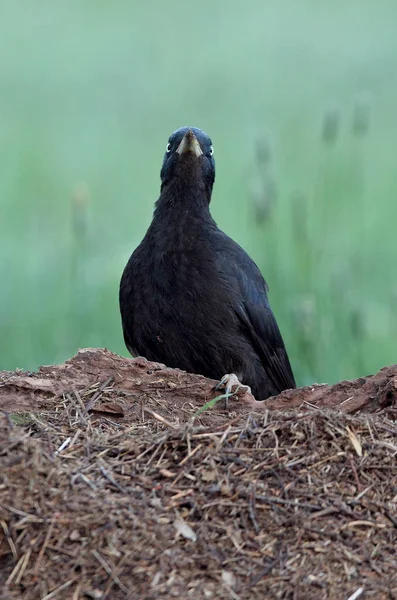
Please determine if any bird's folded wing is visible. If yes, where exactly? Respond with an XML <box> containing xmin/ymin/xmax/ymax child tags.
<box><xmin>240</xmin><ymin>297</ymin><xmax>296</xmax><ymax>392</ymax></box>
<box><xmin>214</xmin><ymin>233</ymin><xmax>296</xmax><ymax>392</ymax></box>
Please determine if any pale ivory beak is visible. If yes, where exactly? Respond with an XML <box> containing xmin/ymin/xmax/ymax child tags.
<box><xmin>176</xmin><ymin>130</ymin><xmax>203</xmax><ymax>157</ymax></box>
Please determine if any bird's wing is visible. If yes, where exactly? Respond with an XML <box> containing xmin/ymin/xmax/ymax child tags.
<box><xmin>213</xmin><ymin>231</ymin><xmax>296</xmax><ymax>392</ymax></box>
<box><xmin>119</xmin><ymin>259</ymin><xmax>141</xmax><ymax>358</ymax></box>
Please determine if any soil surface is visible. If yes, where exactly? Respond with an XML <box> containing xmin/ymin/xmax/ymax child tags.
<box><xmin>0</xmin><ymin>349</ymin><xmax>396</xmax><ymax>599</ymax></box>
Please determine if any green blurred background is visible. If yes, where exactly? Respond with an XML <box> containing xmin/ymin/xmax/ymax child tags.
<box><xmin>1</xmin><ymin>1</ymin><xmax>396</xmax><ymax>385</ymax></box>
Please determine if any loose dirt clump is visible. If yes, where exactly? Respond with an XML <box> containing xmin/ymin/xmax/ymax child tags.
<box><xmin>0</xmin><ymin>349</ymin><xmax>396</xmax><ymax>599</ymax></box>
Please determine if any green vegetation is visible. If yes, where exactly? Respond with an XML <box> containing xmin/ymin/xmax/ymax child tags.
<box><xmin>1</xmin><ymin>1</ymin><xmax>396</xmax><ymax>385</ymax></box>
<box><xmin>9</xmin><ymin>413</ymin><xmax>38</xmax><ymax>427</ymax></box>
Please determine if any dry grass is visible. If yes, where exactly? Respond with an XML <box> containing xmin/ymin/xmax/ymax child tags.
<box><xmin>1</xmin><ymin>389</ymin><xmax>397</xmax><ymax>600</ymax></box>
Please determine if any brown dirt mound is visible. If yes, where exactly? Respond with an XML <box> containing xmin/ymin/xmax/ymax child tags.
<box><xmin>0</xmin><ymin>349</ymin><xmax>397</xmax><ymax>599</ymax></box>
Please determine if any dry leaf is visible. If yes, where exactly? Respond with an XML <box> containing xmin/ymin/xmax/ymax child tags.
<box><xmin>90</xmin><ymin>402</ymin><xmax>125</xmax><ymax>416</ymax></box>
<box><xmin>346</xmin><ymin>427</ymin><xmax>362</xmax><ymax>456</ymax></box>
<box><xmin>174</xmin><ymin>518</ymin><xmax>197</xmax><ymax>542</ymax></box>
<box><xmin>0</xmin><ymin>530</ymin><xmax>10</xmax><ymax>558</ymax></box>
<box><xmin>159</xmin><ymin>469</ymin><xmax>176</xmax><ymax>478</ymax></box>
<box><xmin>221</xmin><ymin>570</ymin><xmax>236</xmax><ymax>587</ymax></box>
<box><xmin>201</xmin><ymin>469</ymin><xmax>217</xmax><ymax>482</ymax></box>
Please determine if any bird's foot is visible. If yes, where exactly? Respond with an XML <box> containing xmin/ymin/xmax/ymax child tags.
<box><xmin>215</xmin><ymin>373</ymin><xmax>252</xmax><ymax>398</ymax></box>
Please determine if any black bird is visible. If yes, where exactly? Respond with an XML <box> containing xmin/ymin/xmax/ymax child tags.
<box><xmin>119</xmin><ymin>127</ymin><xmax>296</xmax><ymax>399</ymax></box>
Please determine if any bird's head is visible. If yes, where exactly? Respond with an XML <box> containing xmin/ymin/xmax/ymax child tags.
<box><xmin>160</xmin><ymin>127</ymin><xmax>215</xmax><ymax>201</ymax></box>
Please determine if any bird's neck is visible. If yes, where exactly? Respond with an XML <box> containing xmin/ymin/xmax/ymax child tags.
<box><xmin>148</xmin><ymin>177</ymin><xmax>216</xmax><ymax>252</ymax></box>
<box><xmin>154</xmin><ymin>175</ymin><xmax>213</xmax><ymax>219</ymax></box>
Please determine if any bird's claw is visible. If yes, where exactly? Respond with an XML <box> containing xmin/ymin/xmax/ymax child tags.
<box><xmin>215</xmin><ymin>373</ymin><xmax>252</xmax><ymax>398</ymax></box>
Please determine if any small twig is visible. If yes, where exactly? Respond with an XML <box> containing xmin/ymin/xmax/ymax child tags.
<box><xmin>103</xmin><ymin>552</ymin><xmax>131</xmax><ymax>597</ymax></box>
<box><xmin>248</xmin><ymin>558</ymin><xmax>279</xmax><ymax>587</ymax></box>
<box><xmin>143</xmin><ymin>408</ymin><xmax>178</xmax><ymax>429</ymax></box>
<box><xmin>248</xmin><ymin>487</ymin><xmax>260</xmax><ymax>533</ymax></box>
<box><xmin>54</xmin><ymin>437</ymin><xmax>71</xmax><ymax>455</ymax></box>
<box><xmin>168</xmin><ymin>489</ymin><xmax>194</xmax><ymax>504</ymax></box>
<box><xmin>41</xmin><ymin>578</ymin><xmax>77</xmax><ymax>600</ymax></box>
<box><xmin>348</xmin><ymin>455</ymin><xmax>362</xmax><ymax>492</ymax></box>
<box><xmin>1</xmin><ymin>519</ymin><xmax>17</xmax><ymax>559</ymax></box>
<box><xmin>69</xmin><ymin>389</ymin><xmax>89</xmax><ymax>423</ymax></box>
<box><xmin>218</xmin><ymin>425</ymin><xmax>232</xmax><ymax>447</ymax></box>
<box><xmin>6</xmin><ymin>554</ymin><xmax>25</xmax><ymax>586</ymax></box>
<box><xmin>85</xmin><ymin>377</ymin><xmax>114</xmax><ymax>411</ymax></box>
<box><xmin>346</xmin><ymin>587</ymin><xmax>364</xmax><ymax>600</ymax></box>
<box><xmin>179</xmin><ymin>443</ymin><xmax>202</xmax><ymax>466</ymax></box>
<box><xmin>2</xmin><ymin>505</ymin><xmax>40</xmax><ymax>519</ymax></box>
<box><xmin>340</xmin><ymin>520</ymin><xmax>386</xmax><ymax>530</ymax></box>
<box><xmin>92</xmin><ymin>549</ymin><xmax>129</xmax><ymax>593</ymax></box>
<box><xmin>306</xmin><ymin>452</ymin><xmax>346</xmax><ymax>470</ymax></box>
<box><xmin>340</xmin><ymin>396</ymin><xmax>354</xmax><ymax>406</ymax></box>
<box><xmin>70</xmin><ymin>472</ymin><xmax>97</xmax><ymax>491</ymax></box>
<box><xmin>34</xmin><ymin>515</ymin><xmax>58</xmax><ymax>575</ymax></box>
<box><xmin>251</xmin><ymin>494</ymin><xmax>323</xmax><ymax>511</ymax></box>
<box><xmin>302</xmin><ymin>401</ymin><xmax>321</xmax><ymax>410</ymax></box>
<box><xmin>15</xmin><ymin>548</ymin><xmax>32</xmax><ymax>584</ymax></box>
<box><xmin>136</xmin><ymin>435</ymin><xmax>168</xmax><ymax>461</ymax></box>
<box><xmin>99</xmin><ymin>465</ymin><xmax>126</xmax><ymax>493</ymax></box>
<box><xmin>384</xmin><ymin>509</ymin><xmax>397</xmax><ymax>528</ymax></box>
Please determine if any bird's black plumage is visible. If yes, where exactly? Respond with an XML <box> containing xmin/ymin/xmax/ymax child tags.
<box><xmin>119</xmin><ymin>126</ymin><xmax>296</xmax><ymax>399</ymax></box>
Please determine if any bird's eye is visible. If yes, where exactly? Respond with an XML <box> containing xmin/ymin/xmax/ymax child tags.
<box><xmin>209</xmin><ymin>145</ymin><xmax>214</xmax><ymax>156</ymax></box>
<box><xmin>166</xmin><ymin>142</ymin><xmax>171</xmax><ymax>153</ymax></box>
